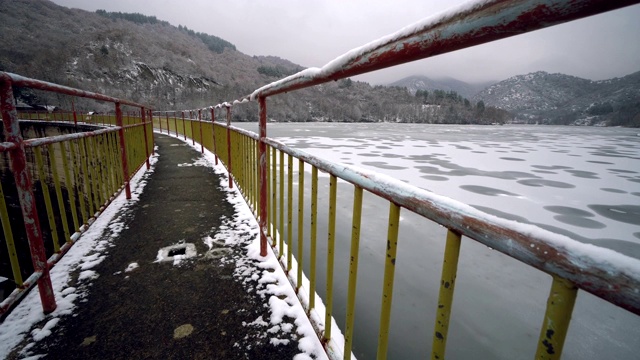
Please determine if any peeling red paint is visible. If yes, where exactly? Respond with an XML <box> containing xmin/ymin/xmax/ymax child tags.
<box><xmin>0</xmin><ymin>76</ymin><xmax>57</xmax><ymax>313</ymax></box>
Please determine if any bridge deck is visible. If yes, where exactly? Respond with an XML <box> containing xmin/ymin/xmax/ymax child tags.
<box><xmin>5</xmin><ymin>134</ymin><xmax>303</xmax><ymax>359</ymax></box>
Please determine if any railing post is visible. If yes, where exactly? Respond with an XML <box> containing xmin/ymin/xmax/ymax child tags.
<box><xmin>432</xmin><ymin>229</ymin><xmax>462</xmax><ymax>359</ymax></box>
<box><xmin>159</xmin><ymin>111</ymin><xmax>163</xmax><ymax>133</ymax></box>
<box><xmin>226</xmin><ymin>104</ymin><xmax>233</xmax><ymax>189</ymax></box>
<box><xmin>535</xmin><ymin>277</ymin><xmax>578</xmax><ymax>360</ymax></box>
<box><xmin>198</xmin><ymin>109</ymin><xmax>204</xmax><ymax>154</ymax></box>
<box><xmin>210</xmin><ymin>107</ymin><xmax>218</xmax><ymax>164</ymax></box>
<box><xmin>258</xmin><ymin>96</ymin><xmax>268</xmax><ymax>257</ymax></box>
<box><xmin>0</xmin><ymin>75</ymin><xmax>56</xmax><ymax>313</ymax></box>
<box><xmin>115</xmin><ymin>103</ymin><xmax>131</xmax><ymax>199</ymax></box>
<box><xmin>141</xmin><ymin>107</ymin><xmax>150</xmax><ymax>170</ymax></box>
<box><xmin>165</xmin><ymin>113</ymin><xmax>170</xmax><ymax>135</ymax></box>
<box><xmin>72</xmin><ymin>98</ymin><xmax>77</xmax><ymax>125</ymax></box>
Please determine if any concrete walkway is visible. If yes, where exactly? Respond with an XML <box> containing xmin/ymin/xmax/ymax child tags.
<box><xmin>9</xmin><ymin>135</ymin><xmax>302</xmax><ymax>359</ymax></box>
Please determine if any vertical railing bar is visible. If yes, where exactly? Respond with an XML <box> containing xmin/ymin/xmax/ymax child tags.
<box><xmin>70</xmin><ymin>140</ymin><xmax>87</xmax><ymax>225</ymax></box>
<box><xmin>92</xmin><ymin>135</ymin><xmax>106</xmax><ymax>206</ymax></box>
<box><xmin>47</xmin><ymin>143</ymin><xmax>71</xmax><ymax>243</ymax></box>
<box><xmin>271</xmin><ymin>145</ymin><xmax>277</xmax><ymax>247</ymax></box>
<box><xmin>266</xmin><ymin>145</ymin><xmax>271</xmax><ymax>239</ymax></box>
<box><xmin>279</xmin><ymin>150</ymin><xmax>285</xmax><ymax>258</ymax></box>
<box><xmin>534</xmin><ymin>277</ymin><xmax>578</xmax><ymax>360</ymax></box>
<box><xmin>102</xmin><ymin>133</ymin><xmax>115</xmax><ymax>196</ymax></box>
<box><xmin>110</xmin><ymin>131</ymin><xmax>123</xmax><ymax>193</ymax></box>
<box><xmin>86</xmin><ymin>136</ymin><xmax>101</xmax><ymax>211</ymax></box>
<box><xmin>116</xmin><ymin>102</ymin><xmax>131</xmax><ymax>199</ymax></box>
<box><xmin>141</xmin><ymin>107</ymin><xmax>150</xmax><ymax>170</ymax></box>
<box><xmin>309</xmin><ymin>166</ymin><xmax>318</xmax><ymax>311</ymax></box>
<box><xmin>287</xmin><ymin>153</ymin><xmax>293</xmax><ymax>272</ymax></box>
<box><xmin>377</xmin><ymin>202</ymin><xmax>401</xmax><ymax>359</ymax></box>
<box><xmin>258</xmin><ymin>96</ymin><xmax>268</xmax><ymax>257</ymax></box>
<box><xmin>211</xmin><ymin>108</ymin><xmax>218</xmax><ymax>164</ymax></box>
<box><xmin>162</xmin><ymin>112</ymin><xmax>167</xmax><ymax>134</ymax></box>
<box><xmin>324</xmin><ymin>174</ymin><xmax>338</xmax><ymax>342</ymax></box>
<box><xmin>0</xmin><ymin>182</ymin><xmax>23</xmax><ymax>286</ymax></box>
<box><xmin>432</xmin><ymin>229</ymin><xmax>462</xmax><ymax>359</ymax></box>
<box><xmin>59</xmin><ymin>142</ymin><xmax>79</xmax><ymax>232</ymax></box>
<box><xmin>199</xmin><ymin>109</ymin><xmax>204</xmax><ymax>153</ymax></box>
<box><xmin>343</xmin><ymin>185</ymin><xmax>364</xmax><ymax>360</ymax></box>
<box><xmin>182</xmin><ymin>111</ymin><xmax>187</xmax><ymax>141</ymax></box>
<box><xmin>174</xmin><ymin>112</ymin><xmax>178</xmax><ymax>138</ymax></box>
<box><xmin>34</xmin><ymin>146</ymin><xmax>60</xmax><ymax>252</ymax></box>
<box><xmin>191</xmin><ymin>112</ymin><xmax>195</xmax><ymax>146</ymax></box>
<box><xmin>105</xmin><ymin>133</ymin><xmax>114</xmax><ymax>195</ymax></box>
<box><xmin>79</xmin><ymin>137</ymin><xmax>94</xmax><ymax>217</ymax></box>
<box><xmin>254</xmin><ymin>138</ymin><xmax>258</xmax><ymax>212</ymax></box>
<box><xmin>297</xmin><ymin>159</ymin><xmax>305</xmax><ymax>290</ymax></box>
<box><xmin>226</xmin><ymin>106</ymin><xmax>233</xmax><ymax>188</ymax></box>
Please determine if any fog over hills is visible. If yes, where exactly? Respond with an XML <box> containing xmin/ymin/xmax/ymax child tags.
<box><xmin>388</xmin><ymin>76</ymin><xmax>494</xmax><ymax>99</ymax></box>
<box><xmin>1</xmin><ymin>0</ymin><xmax>638</xmax><ymax>126</ymax></box>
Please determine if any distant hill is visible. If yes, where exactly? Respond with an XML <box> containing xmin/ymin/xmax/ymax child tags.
<box><xmin>473</xmin><ymin>71</ymin><xmax>640</xmax><ymax>126</ymax></box>
<box><xmin>388</xmin><ymin>75</ymin><xmax>493</xmax><ymax>99</ymax></box>
<box><xmin>4</xmin><ymin>1</ymin><xmax>636</xmax><ymax>126</ymax></box>
<box><xmin>0</xmin><ymin>0</ymin><xmax>511</xmax><ymax>125</ymax></box>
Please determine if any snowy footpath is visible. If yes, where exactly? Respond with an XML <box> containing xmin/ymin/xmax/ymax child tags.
<box><xmin>0</xmin><ymin>133</ymin><xmax>327</xmax><ymax>360</ymax></box>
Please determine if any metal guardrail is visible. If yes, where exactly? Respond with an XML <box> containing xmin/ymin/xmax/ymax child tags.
<box><xmin>155</xmin><ymin>1</ymin><xmax>640</xmax><ymax>359</ymax></box>
<box><xmin>0</xmin><ymin>71</ymin><xmax>153</xmax><ymax>317</ymax></box>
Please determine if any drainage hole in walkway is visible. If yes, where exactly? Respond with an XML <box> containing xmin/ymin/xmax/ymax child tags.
<box><xmin>168</xmin><ymin>247</ymin><xmax>187</xmax><ymax>257</ymax></box>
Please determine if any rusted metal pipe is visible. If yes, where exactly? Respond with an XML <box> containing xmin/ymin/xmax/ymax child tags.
<box><xmin>2</xmin><ymin>71</ymin><xmax>145</xmax><ymax>107</ymax></box>
<box><xmin>0</xmin><ymin>74</ymin><xmax>57</xmax><ymax>313</ymax></box>
<box><xmin>72</xmin><ymin>99</ymin><xmax>77</xmax><ymax>125</ymax></box>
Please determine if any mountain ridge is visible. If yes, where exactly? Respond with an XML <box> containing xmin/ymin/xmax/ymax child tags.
<box><xmin>387</xmin><ymin>75</ymin><xmax>494</xmax><ymax>99</ymax></box>
<box><xmin>472</xmin><ymin>71</ymin><xmax>640</xmax><ymax>126</ymax></box>
<box><xmin>1</xmin><ymin>0</ymin><xmax>638</xmax><ymax>126</ymax></box>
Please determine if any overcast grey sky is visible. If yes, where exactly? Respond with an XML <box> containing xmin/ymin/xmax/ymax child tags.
<box><xmin>50</xmin><ymin>0</ymin><xmax>640</xmax><ymax>85</ymax></box>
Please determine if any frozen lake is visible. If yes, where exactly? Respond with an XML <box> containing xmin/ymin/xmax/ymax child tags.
<box><xmin>236</xmin><ymin>122</ymin><xmax>640</xmax><ymax>359</ymax></box>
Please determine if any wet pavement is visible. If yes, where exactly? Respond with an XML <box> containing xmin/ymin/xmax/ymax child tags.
<box><xmin>8</xmin><ymin>134</ymin><xmax>300</xmax><ymax>359</ymax></box>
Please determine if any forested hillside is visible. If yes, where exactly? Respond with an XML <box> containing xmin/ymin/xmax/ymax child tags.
<box><xmin>474</xmin><ymin>71</ymin><xmax>640</xmax><ymax>126</ymax></box>
<box><xmin>0</xmin><ymin>0</ymin><xmax>509</xmax><ymax>124</ymax></box>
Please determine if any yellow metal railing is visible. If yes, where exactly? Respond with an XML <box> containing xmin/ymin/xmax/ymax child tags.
<box><xmin>155</xmin><ymin>112</ymin><xmax>640</xmax><ymax>359</ymax></box>
<box><xmin>153</xmin><ymin>2</ymin><xmax>640</xmax><ymax>359</ymax></box>
<box><xmin>1</xmin><ymin>71</ymin><xmax>153</xmax><ymax>316</ymax></box>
